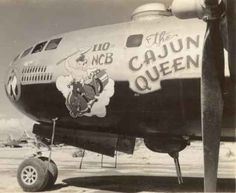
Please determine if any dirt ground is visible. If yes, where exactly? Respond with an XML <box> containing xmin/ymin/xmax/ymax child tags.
<box><xmin>0</xmin><ymin>141</ymin><xmax>235</xmax><ymax>193</ymax></box>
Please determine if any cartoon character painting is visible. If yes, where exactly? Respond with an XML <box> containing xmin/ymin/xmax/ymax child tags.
<box><xmin>56</xmin><ymin>49</ymin><xmax>114</xmax><ymax>118</ymax></box>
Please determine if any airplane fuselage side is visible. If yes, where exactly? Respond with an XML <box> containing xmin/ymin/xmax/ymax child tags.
<box><xmin>5</xmin><ymin>16</ymin><xmax>235</xmax><ymax>140</ymax></box>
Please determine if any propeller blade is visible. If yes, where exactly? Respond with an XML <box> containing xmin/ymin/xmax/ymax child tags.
<box><xmin>226</xmin><ymin>0</ymin><xmax>236</xmax><ymax>85</ymax></box>
<box><xmin>201</xmin><ymin>0</ymin><xmax>225</xmax><ymax>192</ymax></box>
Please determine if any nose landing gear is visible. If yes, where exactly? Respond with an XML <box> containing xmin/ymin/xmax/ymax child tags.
<box><xmin>17</xmin><ymin>118</ymin><xmax>58</xmax><ymax>192</ymax></box>
<box><xmin>39</xmin><ymin>157</ymin><xmax>58</xmax><ymax>189</ymax></box>
<box><xmin>17</xmin><ymin>157</ymin><xmax>49</xmax><ymax>192</ymax></box>
<box><xmin>17</xmin><ymin>156</ymin><xmax>58</xmax><ymax>192</ymax></box>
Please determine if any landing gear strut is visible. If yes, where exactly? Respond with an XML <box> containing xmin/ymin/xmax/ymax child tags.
<box><xmin>17</xmin><ymin>118</ymin><xmax>58</xmax><ymax>192</ymax></box>
<box><xmin>169</xmin><ymin>152</ymin><xmax>183</xmax><ymax>184</ymax></box>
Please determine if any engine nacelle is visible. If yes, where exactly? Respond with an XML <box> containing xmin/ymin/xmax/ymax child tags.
<box><xmin>144</xmin><ymin>135</ymin><xmax>189</xmax><ymax>154</ymax></box>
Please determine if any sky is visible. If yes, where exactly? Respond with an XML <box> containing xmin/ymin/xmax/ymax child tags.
<box><xmin>0</xmin><ymin>0</ymin><xmax>172</xmax><ymax>136</ymax></box>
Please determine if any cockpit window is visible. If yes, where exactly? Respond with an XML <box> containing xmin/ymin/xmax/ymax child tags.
<box><xmin>126</xmin><ymin>34</ymin><xmax>143</xmax><ymax>48</ymax></box>
<box><xmin>21</xmin><ymin>47</ymin><xmax>33</xmax><ymax>58</ymax></box>
<box><xmin>32</xmin><ymin>41</ymin><xmax>47</xmax><ymax>54</ymax></box>
<box><xmin>45</xmin><ymin>38</ymin><xmax>62</xmax><ymax>50</ymax></box>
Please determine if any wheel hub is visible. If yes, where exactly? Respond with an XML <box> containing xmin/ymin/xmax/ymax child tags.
<box><xmin>21</xmin><ymin>166</ymin><xmax>38</xmax><ymax>185</ymax></box>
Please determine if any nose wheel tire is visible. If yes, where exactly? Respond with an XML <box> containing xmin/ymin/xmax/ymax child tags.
<box><xmin>17</xmin><ymin>157</ymin><xmax>49</xmax><ymax>192</ymax></box>
<box><xmin>38</xmin><ymin>157</ymin><xmax>58</xmax><ymax>189</ymax></box>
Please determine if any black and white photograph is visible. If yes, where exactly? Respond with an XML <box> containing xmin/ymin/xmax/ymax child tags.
<box><xmin>0</xmin><ymin>0</ymin><xmax>235</xmax><ymax>192</ymax></box>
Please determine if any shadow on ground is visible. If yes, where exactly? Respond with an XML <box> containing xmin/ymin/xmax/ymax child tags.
<box><xmin>61</xmin><ymin>176</ymin><xmax>235</xmax><ymax>192</ymax></box>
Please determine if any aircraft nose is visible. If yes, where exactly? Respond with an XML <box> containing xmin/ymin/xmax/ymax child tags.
<box><xmin>5</xmin><ymin>68</ymin><xmax>21</xmax><ymax>102</ymax></box>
